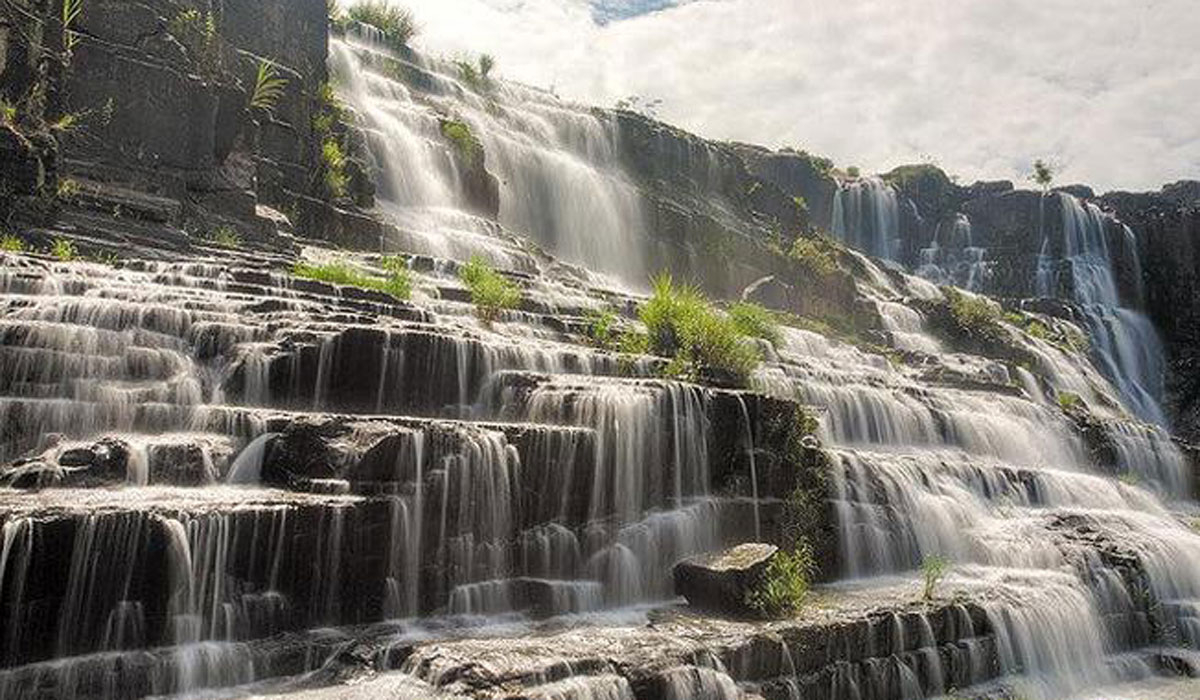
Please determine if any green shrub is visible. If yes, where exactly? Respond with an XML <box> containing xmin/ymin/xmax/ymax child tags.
<box><xmin>790</xmin><ymin>236</ymin><xmax>839</xmax><ymax>278</ymax></box>
<box><xmin>922</xmin><ymin>554</ymin><xmax>949</xmax><ymax>601</ymax></box>
<box><xmin>639</xmin><ymin>274</ymin><xmax>761</xmax><ymax>385</ymax></box>
<box><xmin>321</xmin><ymin>139</ymin><xmax>348</xmax><ymax>197</ymax></box>
<box><xmin>946</xmin><ymin>288</ymin><xmax>1003</xmax><ymax>338</ymax></box>
<box><xmin>440</xmin><ymin>120</ymin><xmax>481</xmax><ymax>167</ymax></box>
<box><xmin>250</xmin><ymin>59</ymin><xmax>288</xmax><ymax>114</ymax></box>
<box><xmin>209</xmin><ymin>226</ymin><xmax>242</xmax><ymax>249</ymax></box>
<box><xmin>729</xmin><ymin>302</ymin><xmax>781</xmax><ymax>346</ymax></box>
<box><xmin>792</xmin><ymin>194</ymin><xmax>809</xmax><ymax>214</ymax></box>
<box><xmin>745</xmin><ymin>543</ymin><xmax>816</xmax><ymax>617</ymax></box>
<box><xmin>1057</xmin><ymin>391</ymin><xmax>1082</xmax><ymax>411</ymax></box>
<box><xmin>459</xmin><ymin>256</ymin><xmax>521</xmax><ymax>324</ymax></box>
<box><xmin>1</xmin><ymin>234</ymin><xmax>26</xmax><ymax>252</ymax></box>
<box><xmin>618</xmin><ymin>329</ymin><xmax>650</xmax><ymax>355</ymax></box>
<box><xmin>169</xmin><ymin>9</ymin><xmax>219</xmax><ymax>75</ymax></box>
<box><xmin>1</xmin><ymin>100</ymin><xmax>16</xmax><ymax>125</ymax></box>
<box><xmin>585</xmin><ymin>308</ymin><xmax>619</xmax><ymax>350</ymax></box>
<box><xmin>56</xmin><ymin>178</ymin><xmax>80</xmax><ymax>199</ymax></box>
<box><xmin>846</xmin><ymin>166</ymin><xmax>861</xmax><ymax>178</ymax></box>
<box><xmin>346</xmin><ymin>1</ymin><xmax>417</xmax><ymax>47</ymax></box>
<box><xmin>51</xmin><ymin>237</ymin><xmax>78</xmax><ymax>262</ymax></box>
<box><xmin>50</xmin><ymin>113</ymin><xmax>80</xmax><ymax>133</ymax></box>
<box><xmin>293</xmin><ymin>259</ymin><xmax>411</xmax><ymax>300</ymax></box>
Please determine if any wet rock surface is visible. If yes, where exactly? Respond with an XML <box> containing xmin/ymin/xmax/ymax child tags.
<box><xmin>673</xmin><ymin>543</ymin><xmax>778</xmax><ymax>616</ymax></box>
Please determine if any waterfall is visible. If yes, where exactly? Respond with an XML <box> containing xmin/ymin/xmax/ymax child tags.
<box><xmin>1042</xmin><ymin>193</ymin><xmax>1168</xmax><ymax>426</ymax></box>
<box><xmin>831</xmin><ymin>177</ymin><xmax>900</xmax><ymax>260</ymax></box>
<box><xmin>328</xmin><ymin>36</ymin><xmax>647</xmax><ymax>281</ymax></box>
<box><xmin>915</xmin><ymin>213</ymin><xmax>991</xmax><ymax>291</ymax></box>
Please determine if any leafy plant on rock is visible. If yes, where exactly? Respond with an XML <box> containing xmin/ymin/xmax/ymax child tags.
<box><xmin>745</xmin><ymin>543</ymin><xmax>817</xmax><ymax>617</ymax></box>
<box><xmin>922</xmin><ymin>554</ymin><xmax>949</xmax><ymax>601</ymax></box>
<box><xmin>639</xmin><ymin>273</ymin><xmax>761</xmax><ymax>385</ymax></box>
<box><xmin>250</xmin><ymin>60</ymin><xmax>288</xmax><ymax>114</ymax></box>
<box><xmin>345</xmin><ymin>1</ymin><xmax>418</xmax><ymax>48</ymax></box>
<box><xmin>459</xmin><ymin>255</ymin><xmax>521</xmax><ymax>324</ymax></box>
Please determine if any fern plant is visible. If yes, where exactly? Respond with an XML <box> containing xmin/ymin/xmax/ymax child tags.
<box><xmin>63</xmin><ymin>0</ymin><xmax>83</xmax><ymax>52</ymax></box>
<box><xmin>250</xmin><ymin>59</ymin><xmax>288</xmax><ymax>114</ymax></box>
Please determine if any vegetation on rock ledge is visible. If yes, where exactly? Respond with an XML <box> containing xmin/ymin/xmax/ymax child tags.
<box><xmin>343</xmin><ymin>1</ymin><xmax>419</xmax><ymax>48</ymax></box>
<box><xmin>639</xmin><ymin>274</ymin><xmax>761</xmax><ymax>386</ymax></box>
<box><xmin>745</xmin><ymin>543</ymin><xmax>816</xmax><ymax>617</ymax></box>
<box><xmin>293</xmin><ymin>258</ymin><xmax>412</xmax><ymax>301</ymax></box>
<box><xmin>460</xmin><ymin>256</ymin><xmax>521</xmax><ymax>324</ymax></box>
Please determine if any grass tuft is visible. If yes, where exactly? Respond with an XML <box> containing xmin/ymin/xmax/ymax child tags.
<box><xmin>346</xmin><ymin>1</ymin><xmax>418</xmax><ymax>47</ymax></box>
<box><xmin>51</xmin><ymin>237</ymin><xmax>78</xmax><ymax>261</ymax></box>
<box><xmin>729</xmin><ymin>301</ymin><xmax>781</xmax><ymax>346</ymax></box>
<box><xmin>639</xmin><ymin>273</ymin><xmax>761</xmax><ymax>385</ymax></box>
<box><xmin>459</xmin><ymin>255</ymin><xmax>521</xmax><ymax>324</ymax></box>
<box><xmin>1</xmin><ymin>234</ymin><xmax>27</xmax><ymax>252</ymax></box>
<box><xmin>745</xmin><ymin>543</ymin><xmax>817</xmax><ymax>617</ymax></box>
<box><xmin>293</xmin><ymin>258</ymin><xmax>411</xmax><ymax>301</ymax></box>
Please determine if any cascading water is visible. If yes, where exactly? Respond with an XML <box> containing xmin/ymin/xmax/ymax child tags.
<box><xmin>1037</xmin><ymin>193</ymin><xmax>1167</xmax><ymax>426</ymax></box>
<box><xmin>328</xmin><ymin>31</ymin><xmax>647</xmax><ymax>282</ymax></box>
<box><xmin>831</xmin><ymin>177</ymin><xmax>900</xmax><ymax>260</ymax></box>
<box><xmin>752</xmin><ymin>249</ymin><xmax>1200</xmax><ymax>700</ymax></box>
<box><xmin>915</xmin><ymin>213</ymin><xmax>991</xmax><ymax>291</ymax></box>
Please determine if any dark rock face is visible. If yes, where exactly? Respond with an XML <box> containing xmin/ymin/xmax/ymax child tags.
<box><xmin>673</xmin><ymin>543</ymin><xmax>778</xmax><ymax>616</ymax></box>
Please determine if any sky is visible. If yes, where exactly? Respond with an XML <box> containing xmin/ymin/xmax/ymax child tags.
<box><xmin>403</xmin><ymin>0</ymin><xmax>1200</xmax><ymax>192</ymax></box>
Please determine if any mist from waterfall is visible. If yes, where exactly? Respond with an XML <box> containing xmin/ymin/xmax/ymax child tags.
<box><xmin>328</xmin><ymin>33</ymin><xmax>647</xmax><ymax>282</ymax></box>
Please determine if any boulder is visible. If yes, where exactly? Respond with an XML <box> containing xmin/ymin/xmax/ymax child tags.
<box><xmin>1</xmin><ymin>437</ymin><xmax>130</xmax><ymax>488</ymax></box>
<box><xmin>673</xmin><ymin>543</ymin><xmax>778</xmax><ymax>616</ymax></box>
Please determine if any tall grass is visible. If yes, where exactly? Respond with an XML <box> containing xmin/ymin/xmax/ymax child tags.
<box><xmin>745</xmin><ymin>543</ymin><xmax>817</xmax><ymax>617</ymax></box>
<box><xmin>459</xmin><ymin>256</ymin><xmax>520</xmax><ymax>324</ymax></box>
<box><xmin>639</xmin><ymin>274</ymin><xmax>761</xmax><ymax>384</ymax></box>
<box><xmin>346</xmin><ymin>1</ymin><xmax>418</xmax><ymax>47</ymax></box>
<box><xmin>293</xmin><ymin>258</ymin><xmax>411</xmax><ymax>300</ymax></box>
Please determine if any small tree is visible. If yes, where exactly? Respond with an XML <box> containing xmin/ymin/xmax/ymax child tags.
<box><xmin>922</xmin><ymin>554</ymin><xmax>949</xmax><ymax>601</ymax></box>
<box><xmin>1030</xmin><ymin>159</ymin><xmax>1054</xmax><ymax>191</ymax></box>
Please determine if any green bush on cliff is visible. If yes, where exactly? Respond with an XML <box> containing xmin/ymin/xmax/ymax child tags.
<box><xmin>293</xmin><ymin>259</ymin><xmax>411</xmax><ymax>301</ymax></box>
<box><xmin>729</xmin><ymin>302</ymin><xmax>781</xmax><ymax>346</ymax></box>
<box><xmin>945</xmin><ymin>288</ymin><xmax>1004</xmax><ymax>339</ymax></box>
<box><xmin>1</xmin><ymin>235</ymin><xmax>26</xmax><ymax>253</ymax></box>
<box><xmin>440</xmin><ymin>120</ymin><xmax>482</xmax><ymax>167</ymax></box>
<box><xmin>169</xmin><ymin>9</ymin><xmax>220</xmax><ymax>76</ymax></box>
<box><xmin>639</xmin><ymin>274</ymin><xmax>761</xmax><ymax>385</ymax></box>
<box><xmin>1</xmin><ymin>100</ymin><xmax>16</xmax><ymax>125</ymax></box>
<box><xmin>51</xmin><ymin>238</ymin><xmax>78</xmax><ymax>262</ymax></box>
<box><xmin>745</xmin><ymin>542</ymin><xmax>816</xmax><ymax>617</ymax></box>
<box><xmin>459</xmin><ymin>256</ymin><xmax>521</xmax><ymax>324</ymax></box>
<box><xmin>321</xmin><ymin>139</ymin><xmax>348</xmax><ymax>198</ymax></box>
<box><xmin>585</xmin><ymin>308</ymin><xmax>620</xmax><ymax>350</ymax></box>
<box><xmin>790</xmin><ymin>235</ymin><xmax>839</xmax><ymax>278</ymax></box>
<box><xmin>346</xmin><ymin>1</ymin><xmax>418</xmax><ymax>48</ymax></box>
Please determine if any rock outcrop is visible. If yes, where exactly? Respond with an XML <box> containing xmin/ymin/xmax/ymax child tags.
<box><xmin>673</xmin><ymin>543</ymin><xmax>779</xmax><ymax>616</ymax></box>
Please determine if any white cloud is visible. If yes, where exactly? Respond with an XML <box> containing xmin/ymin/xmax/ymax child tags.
<box><xmin>404</xmin><ymin>0</ymin><xmax>1200</xmax><ymax>191</ymax></box>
